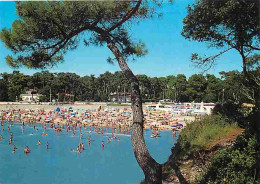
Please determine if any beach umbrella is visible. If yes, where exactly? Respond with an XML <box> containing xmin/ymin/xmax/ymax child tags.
<box><xmin>56</xmin><ymin>107</ymin><xmax>60</xmax><ymax>112</ymax></box>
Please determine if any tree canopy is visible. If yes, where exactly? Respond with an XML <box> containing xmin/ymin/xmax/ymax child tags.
<box><xmin>182</xmin><ymin>0</ymin><xmax>260</xmax><ymax>73</ymax></box>
<box><xmin>0</xmin><ymin>1</ymin><xmax>155</xmax><ymax>68</ymax></box>
<box><xmin>0</xmin><ymin>70</ymin><xmax>252</xmax><ymax>105</ymax></box>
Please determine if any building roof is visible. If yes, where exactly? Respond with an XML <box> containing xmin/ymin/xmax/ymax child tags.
<box><xmin>20</xmin><ymin>94</ymin><xmax>41</xmax><ymax>97</ymax></box>
<box><xmin>110</xmin><ymin>92</ymin><xmax>131</xmax><ymax>96</ymax></box>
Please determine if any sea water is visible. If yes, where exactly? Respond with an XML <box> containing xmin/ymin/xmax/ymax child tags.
<box><xmin>0</xmin><ymin>123</ymin><xmax>178</xmax><ymax>184</ymax></box>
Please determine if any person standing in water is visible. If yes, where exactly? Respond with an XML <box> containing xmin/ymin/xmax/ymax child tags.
<box><xmin>87</xmin><ymin>135</ymin><xmax>91</xmax><ymax>141</ymax></box>
<box><xmin>81</xmin><ymin>143</ymin><xmax>85</xmax><ymax>151</ymax></box>
<box><xmin>46</xmin><ymin>142</ymin><xmax>49</xmax><ymax>149</ymax></box>
<box><xmin>101</xmin><ymin>141</ymin><xmax>104</xmax><ymax>150</ymax></box>
<box><xmin>8</xmin><ymin>139</ymin><xmax>12</xmax><ymax>145</ymax></box>
<box><xmin>12</xmin><ymin>144</ymin><xmax>17</xmax><ymax>153</ymax></box>
<box><xmin>10</xmin><ymin>133</ymin><xmax>13</xmax><ymax>142</ymax></box>
<box><xmin>80</xmin><ymin>132</ymin><xmax>83</xmax><ymax>139</ymax></box>
<box><xmin>38</xmin><ymin>140</ymin><xmax>41</xmax><ymax>146</ymax></box>
<box><xmin>24</xmin><ymin>146</ymin><xmax>30</xmax><ymax>154</ymax></box>
<box><xmin>172</xmin><ymin>129</ymin><xmax>176</xmax><ymax>139</ymax></box>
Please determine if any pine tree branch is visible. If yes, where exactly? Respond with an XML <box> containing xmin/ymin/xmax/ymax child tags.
<box><xmin>244</xmin><ymin>45</ymin><xmax>260</xmax><ymax>51</ymax></box>
<box><xmin>106</xmin><ymin>0</ymin><xmax>142</xmax><ymax>33</ymax></box>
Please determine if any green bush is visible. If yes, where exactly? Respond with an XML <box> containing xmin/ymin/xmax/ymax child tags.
<box><xmin>200</xmin><ymin>130</ymin><xmax>260</xmax><ymax>184</ymax></box>
<box><xmin>178</xmin><ymin>114</ymin><xmax>238</xmax><ymax>156</ymax></box>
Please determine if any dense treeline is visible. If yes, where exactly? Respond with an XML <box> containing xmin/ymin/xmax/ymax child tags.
<box><xmin>0</xmin><ymin>70</ymin><xmax>248</xmax><ymax>103</ymax></box>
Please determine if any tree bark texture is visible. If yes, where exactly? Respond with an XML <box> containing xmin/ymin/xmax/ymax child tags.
<box><xmin>107</xmin><ymin>40</ymin><xmax>162</xmax><ymax>184</ymax></box>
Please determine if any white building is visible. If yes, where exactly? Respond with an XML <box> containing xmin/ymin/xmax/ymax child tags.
<box><xmin>146</xmin><ymin>101</ymin><xmax>216</xmax><ymax>115</ymax></box>
<box><xmin>20</xmin><ymin>90</ymin><xmax>41</xmax><ymax>102</ymax></box>
<box><xmin>110</xmin><ymin>92</ymin><xmax>131</xmax><ymax>102</ymax></box>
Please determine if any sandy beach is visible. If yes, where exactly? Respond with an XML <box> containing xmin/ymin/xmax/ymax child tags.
<box><xmin>0</xmin><ymin>102</ymin><xmax>195</xmax><ymax>131</ymax></box>
<box><xmin>0</xmin><ymin>103</ymin><xmax>105</xmax><ymax>111</ymax></box>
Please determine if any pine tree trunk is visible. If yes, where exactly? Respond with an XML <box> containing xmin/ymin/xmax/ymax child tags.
<box><xmin>107</xmin><ymin>41</ymin><xmax>162</xmax><ymax>183</ymax></box>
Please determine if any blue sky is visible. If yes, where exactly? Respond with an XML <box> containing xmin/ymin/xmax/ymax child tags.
<box><xmin>0</xmin><ymin>1</ymin><xmax>243</xmax><ymax>78</ymax></box>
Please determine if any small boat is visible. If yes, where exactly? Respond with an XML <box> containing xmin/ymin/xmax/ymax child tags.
<box><xmin>151</xmin><ymin>134</ymin><xmax>160</xmax><ymax>138</ymax></box>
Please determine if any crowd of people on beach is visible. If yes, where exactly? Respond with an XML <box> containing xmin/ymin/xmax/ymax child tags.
<box><xmin>0</xmin><ymin>105</ymin><xmax>184</xmax><ymax>154</ymax></box>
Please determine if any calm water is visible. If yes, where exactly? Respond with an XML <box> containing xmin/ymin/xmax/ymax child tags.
<box><xmin>0</xmin><ymin>123</ymin><xmax>178</xmax><ymax>184</ymax></box>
